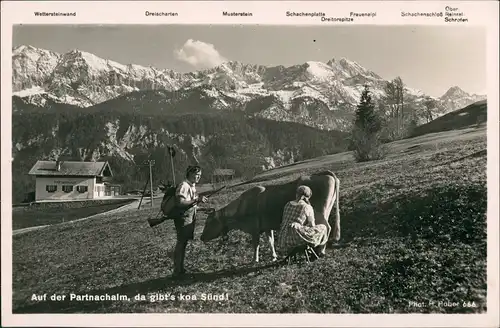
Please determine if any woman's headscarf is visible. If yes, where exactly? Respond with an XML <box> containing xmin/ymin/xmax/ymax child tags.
<box><xmin>296</xmin><ymin>185</ymin><xmax>312</xmax><ymax>203</ymax></box>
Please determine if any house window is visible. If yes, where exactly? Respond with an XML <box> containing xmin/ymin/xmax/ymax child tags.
<box><xmin>62</xmin><ymin>185</ymin><xmax>73</xmax><ymax>193</ymax></box>
<box><xmin>77</xmin><ymin>186</ymin><xmax>88</xmax><ymax>193</ymax></box>
<box><xmin>46</xmin><ymin>185</ymin><xmax>57</xmax><ymax>193</ymax></box>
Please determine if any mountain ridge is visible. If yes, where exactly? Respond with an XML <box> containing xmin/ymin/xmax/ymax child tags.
<box><xmin>12</xmin><ymin>45</ymin><xmax>486</xmax><ymax>131</ymax></box>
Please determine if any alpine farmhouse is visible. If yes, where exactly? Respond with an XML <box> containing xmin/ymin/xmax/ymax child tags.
<box><xmin>28</xmin><ymin>160</ymin><xmax>121</xmax><ymax>202</ymax></box>
<box><xmin>211</xmin><ymin>168</ymin><xmax>235</xmax><ymax>184</ymax></box>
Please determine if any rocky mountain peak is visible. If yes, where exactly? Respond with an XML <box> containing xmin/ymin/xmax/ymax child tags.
<box><xmin>13</xmin><ymin>44</ymin><xmax>30</xmax><ymax>54</ymax></box>
<box><xmin>12</xmin><ymin>45</ymin><xmax>62</xmax><ymax>92</ymax></box>
<box><xmin>441</xmin><ymin>86</ymin><xmax>469</xmax><ymax>99</ymax></box>
<box><xmin>12</xmin><ymin>44</ymin><xmax>60</xmax><ymax>62</ymax></box>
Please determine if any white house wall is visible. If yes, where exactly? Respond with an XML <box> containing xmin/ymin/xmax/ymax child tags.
<box><xmin>94</xmin><ymin>183</ymin><xmax>113</xmax><ymax>199</ymax></box>
<box><xmin>35</xmin><ymin>176</ymin><xmax>95</xmax><ymax>201</ymax></box>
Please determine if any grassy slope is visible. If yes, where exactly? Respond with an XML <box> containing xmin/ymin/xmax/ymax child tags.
<box><xmin>12</xmin><ymin>199</ymin><xmax>136</xmax><ymax>230</ymax></box>
<box><xmin>410</xmin><ymin>100</ymin><xmax>487</xmax><ymax>138</ymax></box>
<box><xmin>12</xmin><ymin>126</ymin><xmax>487</xmax><ymax>314</ymax></box>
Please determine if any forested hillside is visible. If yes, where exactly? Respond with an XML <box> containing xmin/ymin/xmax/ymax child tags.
<box><xmin>12</xmin><ymin>111</ymin><xmax>348</xmax><ymax>203</ymax></box>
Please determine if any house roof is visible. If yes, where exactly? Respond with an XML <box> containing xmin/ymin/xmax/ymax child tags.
<box><xmin>213</xmin><ymin>168</ymin><xmax>235</xmax><ymax>176</ymax></box>
<box><xmin>28</xmin><ymin>161</ymin><xmax>113</xmax><ymax>177</ymax></box>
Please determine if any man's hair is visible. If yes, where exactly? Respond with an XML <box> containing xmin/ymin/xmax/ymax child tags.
<box><xmin>186</xmin><ymin>165</ymin><xmax>202</xmax><ymax>178</ymax></box>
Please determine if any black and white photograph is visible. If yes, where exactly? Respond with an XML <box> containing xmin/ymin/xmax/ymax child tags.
<box><xmin>4</xmin><ymin>20</ymin><xmax>496</xmax><ymax>319</ymax></box>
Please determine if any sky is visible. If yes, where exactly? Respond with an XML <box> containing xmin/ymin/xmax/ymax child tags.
<box><xmin>13</xmin><ymin>25</ymin><xmax>486</xmax><ymax>97</ymax></box>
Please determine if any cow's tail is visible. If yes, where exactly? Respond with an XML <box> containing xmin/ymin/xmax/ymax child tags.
<box><xmin>332</xmin><ymin>175</ymin><xmax>341</xmax><ymax>241</ymax></box>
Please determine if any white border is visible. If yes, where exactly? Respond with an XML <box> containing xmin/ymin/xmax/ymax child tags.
<box><xmin>1</xmin><ymin>1</ymin><xmax>499</xmax><ymax>327</ymax></box>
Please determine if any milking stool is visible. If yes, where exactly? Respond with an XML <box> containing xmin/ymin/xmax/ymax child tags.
<box><xmin>285</xmin><ymin>244</ymin><xmax>320</xmax><ymax>265</ymax></box>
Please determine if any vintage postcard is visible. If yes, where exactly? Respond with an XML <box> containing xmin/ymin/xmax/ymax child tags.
<box><xmin>1</xmin><ymin>1</ymin><xmax>499</xmax><ymax>327</ymax></box>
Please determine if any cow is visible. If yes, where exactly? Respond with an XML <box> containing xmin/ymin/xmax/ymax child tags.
<box><xmin>200</xmin><ymin>170</ymin><xmax>340</xmax><ymax>263</ymax></box>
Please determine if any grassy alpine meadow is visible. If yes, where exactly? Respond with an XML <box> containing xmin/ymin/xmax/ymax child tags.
<box><xmin>12</xmin><ymin>126</ymin><xmax>487</xmax><ymax>314</ymax></box>
<box><xmin>12</xmin><ymin>199</ymin><xmax>136</xmax><ymax>230</ymax></box>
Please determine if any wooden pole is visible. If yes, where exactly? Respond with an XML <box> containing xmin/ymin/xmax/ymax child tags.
<box><xmin>169</xmin><ymin>149</ymin><xmax>176</xmax><ymax>185</ymax></box>
<box><xmin>138</xmin><ymin>178</ymin><xmax>149</xmax><ymax>209</ymax></box>
<box><xmin>139</xmin><ymin>160</ymin><xmax>155</xmax><ymax>208</ymax></box>
<box><xmin>149</xmin><ymin>160</ymin><xmax>154</xmax><ymax>207</ymax></box>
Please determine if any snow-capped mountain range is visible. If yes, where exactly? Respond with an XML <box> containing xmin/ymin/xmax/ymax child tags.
<box><xmin>12</xmin><ymin>45</ymin><xmax>486</xmax><ymax>131</ymax></box>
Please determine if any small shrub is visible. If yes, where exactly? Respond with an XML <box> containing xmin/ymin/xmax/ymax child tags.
<box><xmin>350</xmin><ymin>85</ymin><xmax>386</xmax><ymax>162</ymax></box>
<box><xmin>351</xmin><ymin>128</ymin><xmax>388</xmax><ymax>162</ymax></box>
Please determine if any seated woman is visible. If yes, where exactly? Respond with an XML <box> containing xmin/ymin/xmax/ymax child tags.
<box><xmin>278</xmin><ymin>185</ymin><xmax>328</xmax><ymax>258</ymax></box>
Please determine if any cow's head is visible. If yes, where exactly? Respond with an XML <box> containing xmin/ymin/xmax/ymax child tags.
<box><xmin>200</xmin><ymin>208</ymin><xmax>227</xmax><ymax>242</ymax></box>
